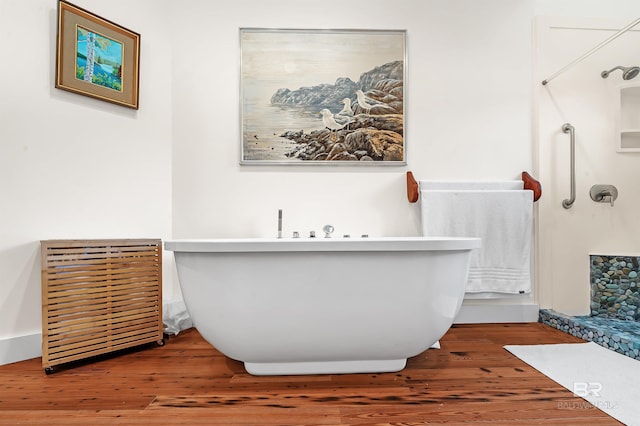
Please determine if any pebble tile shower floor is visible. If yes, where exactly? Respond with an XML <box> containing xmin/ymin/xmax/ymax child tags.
<box><xmin>539</xmin><ymin>308</ymin><xmax>640</xmax><ymax>360</ymax></box>
<box><xmin>538</xmin><ymin>255</ymin><xmax>640</xmax><ymax>360</ymax></box>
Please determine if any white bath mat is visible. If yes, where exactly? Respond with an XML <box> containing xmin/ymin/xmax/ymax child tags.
<box><xmin>504</xmin><ymin>342</ymin><xmax>640</xmax><ymax>426</ymax></box>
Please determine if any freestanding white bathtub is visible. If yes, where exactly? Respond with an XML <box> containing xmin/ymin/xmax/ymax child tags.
<box><xmin>165</xmin><ymin>236</ymin><xmax>480</xmax><ymax>375</ymax></box>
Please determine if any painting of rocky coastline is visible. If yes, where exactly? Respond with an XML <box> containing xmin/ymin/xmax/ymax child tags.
<box><xmin>240</xmin><ymin>29</ymin><xmax>406</xmax><ymax>164</ymax></box>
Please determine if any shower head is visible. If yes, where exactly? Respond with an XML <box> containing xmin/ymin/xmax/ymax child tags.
<box><xmin>601</xmin><ymin>65</ymin><xmax>640</xmax><ymax>80</ymax></box>
<box><xmin>625</xmin><ymin>67</ymin><xmax>640</xmax><ymax>80</ymax></box>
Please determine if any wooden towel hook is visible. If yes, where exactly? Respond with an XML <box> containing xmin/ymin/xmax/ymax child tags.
<box><xmin>406</xmin><ymin>171</ymin><xmax>542</xmax><ymax>203</ymax></box>
<box><xmin>521</xmin><ymin>171</ymin><xmax>542</xmax><ymax>202</ymax></box>
<box><xmin>406</xmin><ymin>171</ymin><xmax>419</xmax><ymax>203</ymax></box>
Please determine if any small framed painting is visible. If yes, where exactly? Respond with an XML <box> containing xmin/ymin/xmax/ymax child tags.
<box><xmin>240</xmin><ymin>28</ymin><xmax>406</xmax><ymax>165</ymax></box>
<box><xmin>55</xmin><ymin>0</ymin><xmax>140</xmax><ymax>109</ymax></box>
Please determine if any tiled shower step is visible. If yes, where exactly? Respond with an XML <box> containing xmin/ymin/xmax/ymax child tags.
<box><xmin>539</xmin><ymin>309</ymin><xmax>640</xmax><ymax>360</ymax></box>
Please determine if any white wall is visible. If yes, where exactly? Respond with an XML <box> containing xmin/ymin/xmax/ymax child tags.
<box><xmin>171</xmin><ymin>0</ymin><xmax>534</xmax><ymax>241</ymax></box>
<box><xmin>534</xmin><ymin>0</ymin><xmax>640</xmax><ymax>18</ymax></box>
<box><xmin>0</xmin><ymin>0</ymin><xmax>174</xmax><ymax>363</ymax></box>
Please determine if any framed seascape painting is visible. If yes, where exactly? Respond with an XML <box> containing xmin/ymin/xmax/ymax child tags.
<box><xmin>240</xmin><ymin>28</ymin><xmax>406</xmax><ymax>165</ymax></box>
<box><xmin>55</xmin><ymin>0</ymin><xmax>140</xmax><ymax>109</ymax></box>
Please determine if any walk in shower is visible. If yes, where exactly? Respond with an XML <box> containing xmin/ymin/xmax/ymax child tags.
<box><xmin>535</xmin><ymin>16</ymin><xmax>640</xmax><ymax>356</ymax></box>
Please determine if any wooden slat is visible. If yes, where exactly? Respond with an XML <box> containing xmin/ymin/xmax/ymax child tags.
<box><xmin>46</xmin><ymin>248</ymin><xmax>159</xmax><ymax>258</ymax></box>
<box><xmin>48</xmin><ymin>299</ymin><xmax>159</xmax><ymax>320</ymax></box>
<box><xmin>47</xmin><ymin>293</ymin><xmax>159</xmax><ymax>309</ymax></box>
<box><xmin>47</xmin><ymin>297</ymin><xmax>159</xmax><ymax>319</ymax></box>
<box><xmin>45</xmin><ymin>246</ymin><xmax>159</xmax><ymax>256</ymax></box>
<box><xmin>47</xmin><ymin>309</ymin><xmax>160</xmax><ymax>338</ymax></box>
<box><xmin>48</xmin><ymin>327</ymin><xmax>161</xmax><ymax>357</ymax></box>
<box><xmin>47</xmin><ymin>311</ymin><xmax>160</xmax><ymax>339</ymax></box>
<box><xmin>46</xmin><ymin>296</ymin><xmax>160</xmax><ymax>320</ymax></box>
<box><xmin>45</xmin><ymin>264</ymin><xmax>158</xmax><ymax>275</ymax></box>
<box><xmin>47</xmin><ymin>316</ymin><xmax>160</xmax><ymax>344</ymax></box>
<box><xmin>41</xmin><ymin>239</ymin><xmax>162</xmax><ymax>370</ymax></box>
<box><xmin>47</xmin><ymin>281</ymin><xmax>159</xmax><ymax>302</ymax></box>
<box><xmin>46</xmin><ymin>332</ymin><xmax>161</xmax><ymax>365</ymax></box>
<box><xmin>45</xmin><ymin>259</ymin><xmax>159</xmax><ymax>268</ymax></box>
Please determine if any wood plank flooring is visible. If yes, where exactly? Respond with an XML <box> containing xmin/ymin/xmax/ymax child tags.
<box><xmin>0</xmin><ymin>323</ymin><xmax>622</xmax><ymax>425</ymax></box>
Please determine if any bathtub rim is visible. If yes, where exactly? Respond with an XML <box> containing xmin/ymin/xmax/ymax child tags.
<box><xmin>164</xmin><ymin>236</ymin><xmax>481</xmax><ymax>253</ymax></box>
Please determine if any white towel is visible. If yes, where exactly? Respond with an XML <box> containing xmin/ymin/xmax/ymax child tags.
<box><xmin>420</xmin><ymin>188</ymin><xmax>533</xmax><ymax>294</ymax></box>
<box><xmin>420</xmin><ymin>180</ymin><xmax>524</xmax><ymax>190</ymax></box>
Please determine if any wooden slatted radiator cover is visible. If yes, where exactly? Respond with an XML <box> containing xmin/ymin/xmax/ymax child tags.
<box><xmin>41</xmin><ymin>239</ymin><xmax>163</xmax><ymax>373</ymax></box>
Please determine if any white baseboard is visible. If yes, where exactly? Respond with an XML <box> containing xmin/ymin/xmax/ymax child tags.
<box><xmin>0</xmin><ymin>333</ymin><xmax>41</xmax><ymax>366</ymax></box>
<box><xmin>455</xmin><ymin>302</ymin><xmax>539</xmax><ymax>324</ymax></box>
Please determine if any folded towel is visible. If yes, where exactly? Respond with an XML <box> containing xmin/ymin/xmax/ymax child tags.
<box><xmin>420</xmin><ymin>180</ymin><xmax>523</xmax><ymax>191</ymax></box>
<box><xmin>420</xmin><ymin>188</ymin><xmax>533</xmax><ymax>294</ymax></box>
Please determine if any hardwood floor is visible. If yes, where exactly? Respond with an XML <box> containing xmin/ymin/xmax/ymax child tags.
<box><xmin>0</xmin><ymin>323</ymin><xmax>621</xmax><ymax>425</ymax></box>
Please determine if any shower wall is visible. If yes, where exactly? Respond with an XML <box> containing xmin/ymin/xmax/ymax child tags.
<box><xmin>535</xmin><ymin>16</ymin><xmax>640</xmax><ymax>315</ymax></box>
<box><xmin>590</xmin><ymin>255</ymin><xmax>640</xmax><ymax>320</ymax></box>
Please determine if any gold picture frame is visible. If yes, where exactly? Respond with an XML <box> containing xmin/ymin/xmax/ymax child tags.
<box><xmin>55</xmin><ymin>0</ymin><xmax>140</xmax><ymax>109</ymax></box>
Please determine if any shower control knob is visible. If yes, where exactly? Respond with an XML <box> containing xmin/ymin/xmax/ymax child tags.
<box><xmin>323</xmin><ymin>225</ymin><xmax>334</xmax><ymax>238</ymax></box>
<box><xmin>590</xmin><ymin>184</ymin><xmax>618</xmax><ymax>207</ymax></box>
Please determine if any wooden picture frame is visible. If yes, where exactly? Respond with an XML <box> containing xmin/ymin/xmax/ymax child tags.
<box><xmin>55</xmin><ymin>0</ymin><xmax>140</xmax><ymax>109</ymax></box>
<box><xmin>240</xmin><ymin>28</ymin><xmax>406</xmax><ymax>165</ymax></box>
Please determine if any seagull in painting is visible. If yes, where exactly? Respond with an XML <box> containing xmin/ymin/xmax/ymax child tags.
<box><xmin>338</xmin><ymin>98</ymin><xmax>354</xmax><ymax>117</ymax></box>
<box><xmin>335</xmin><ymin>98</ymin><xmax>355</xmax><ymax>130</ymax></box>
<box><xmin>320</xmin><ymin>108</ymin><xmax>348</xmax><ymax>141</ymax></box>
<box><xmin>355</xmin><ymin>90</ymin><xmax>378</xmax><ymax>114</ymax></box>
